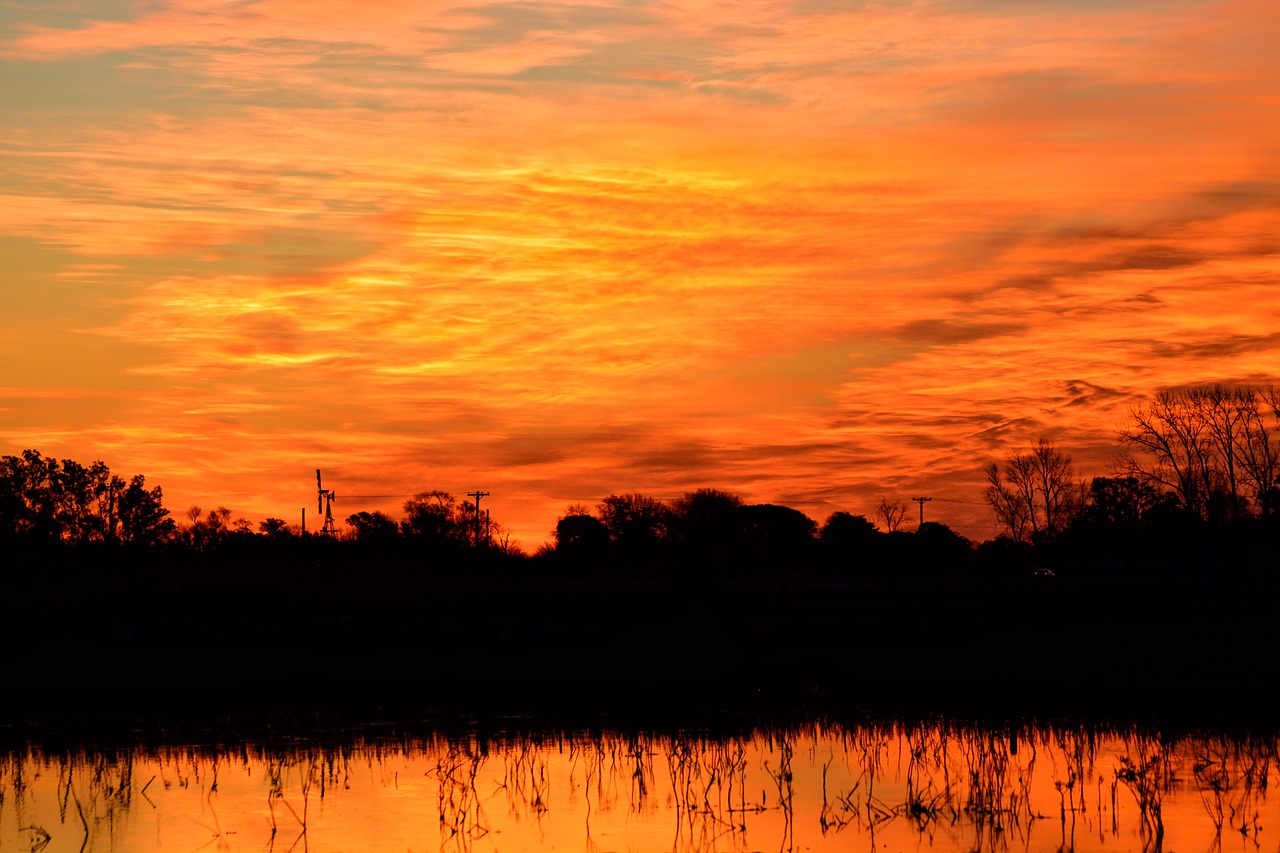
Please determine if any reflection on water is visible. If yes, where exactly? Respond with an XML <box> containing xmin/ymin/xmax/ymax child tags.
<box><xmin>1</xmin><ymin>721</ymin><xmax>1276</xmax><ymax>852</ymax></box>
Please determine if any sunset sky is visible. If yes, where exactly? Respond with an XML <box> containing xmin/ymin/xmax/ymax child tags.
<box><xmin>2</xmin><ymin>0</ymin><xmax>1278</xmax><ymax>546</ymax></box>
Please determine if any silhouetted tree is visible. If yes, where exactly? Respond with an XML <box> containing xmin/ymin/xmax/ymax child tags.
<box><xmin>258</xmin><ymin>517</ymin><xmax>292</xmax><ymax>539</ymax></box>
<box><xmin>821</xmin><ymin>512</ymin><xmax>878</xmax><ymax>540</ymax></box>
<box><xmin>0</xmin><ymin>450</ymin><xmax>172</xmax><ymax>546</ymax></box>
<box><xmin>553</xmin><ymin>505</ymin><xmax>610</xmax><ymax>568</ymax></box>
<box><xmin>117</xmin><ymin>475</ymin><xmax>174</xmax><ymax>545</ymax></box>
<box><xmin>910</xmin><ymin>522</ymin><xmax>973</xmax><ymax>572</ymax></box>
<box><xmin>401</xmin><ymin>491</ymin><xmax>458</xmax><ymax>541</ymax></box>
<box><xmin>875</xmin><ymin>498</ymin><xmax>907</xmax><ymax>533</ymax></box>
<box><xmin>188</xmin><ymin>506</ymin><xmax>233</xmax><ymax>550</ymax></box>
<box><xmin>1080</xmin><ymin>476</ymin><xmax>1171</xmax><ymax>529</ymax></box>
<box><xmin>984</xmin><ymin>462</ymin><xmax>1032</xmax><ymax>543</ymax></box>
<box><xmin>732</xmin><ymin>503</ymin><xmax>815</xmax><ymax>569</ymax></box>
<box><xmin>1115</xmin><ymin>386</ymin><xmax>1280</xmax><ymax>521</ymax></box>
<box><xmin>0</xmin><ymin>450</ymin><xmax>62</xmax><ymax>538</ymax></box>
<box><xmin>597</xmin><ymin>493</ymin><xmax>670</xmax><ymax>561</ymax></box>
<box><xmin>345</xmin><ymin>510</ymin><xmax>400</xmax><ymax>543</ymax></box>
<box><xmin>455</xmin><ymin>498</ymin><xmax>486</xmax><ymax>547</ymax></box>
<box><xmin>1030</xmin><ymin>439</ymin><xmax>1081</xmax><ymax>534</ymax></box>
<box><xmin>1122</xmin><ymin>394</ymin><xmax>1193</xmax><ymax>512</ymax></box>
<box><xmin>973</xmin><ymin>536</ymin><xmax>1033</xmax><ymax>578</ymax></box>
<box><xmin>489</xmin><ymin>527</ymin><xmax>522</xmax><ymax>556</ymax></box>
<box><xmin>1059</xmin><ymin>475</ymin><xmax>1184</xmax><ymax>573</ymax></box>
<box><xmin>1238</xmin><ymin>387</ymin><xmax>1280</xmax><ymax>516</ymax></box>
<box><xmin>984</xmin><ymin>439</ymin><xmax>1080</xmax><ymax>542</ymax></box>
<box><xmin>819</xmin><ymin>511</ymin><xmax>881</xmax><ymax>571</ymax></box>
<box><xmin>671</xmin><ymin>488</ymin><xmax>744</xmax><ymax>567</ymax></box>
<box><xmin>399</xmin><ymin>490</ymin><xmax>505</xmax><ymax>549</ymax></box>
<box><xmin>55</xmin><ymin>458</ymin><xmax>122</xmax><ymax>543</ymax></box>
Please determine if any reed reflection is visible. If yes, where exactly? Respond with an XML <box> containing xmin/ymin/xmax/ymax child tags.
<box><xmin>2</xmin><ymin>721</ymin><xmax>1278</xmax><ymax>852</ymax></box>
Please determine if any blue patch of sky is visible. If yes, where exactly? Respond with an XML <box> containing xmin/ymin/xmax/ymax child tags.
<box><xmin>434</xmin><ymin>1</ymin><xmax>656</xmax><ymax>50</ymax></box>
<box><xmin>0</xmin><ymin>0</ymin><xmax>167</xmax><ymax>31</ymax></box>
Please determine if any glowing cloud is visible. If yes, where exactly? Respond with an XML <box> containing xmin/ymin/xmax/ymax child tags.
<box><xmin>2</xmin><ymin>0</ymin><xmax>1278</xmax><ymax>545</ymax></box>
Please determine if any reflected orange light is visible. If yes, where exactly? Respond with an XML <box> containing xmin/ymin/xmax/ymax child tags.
<box><xmin>4</xmin><ymin>726</ymin><xmax>1272</xmax><ymax>852</ymax></box>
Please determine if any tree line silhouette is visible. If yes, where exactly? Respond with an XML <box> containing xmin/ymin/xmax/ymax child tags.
<box><xmin>976</xmin><ymin>384</ymin><xmax>1280</xmax><ymax>575</ymax></box>
<box><xmin>3</xmin><ymin>383</ymin><xmax>1278</xmax><ymax>578</ymax></box>
<box><xmin>984</xmin><ymin>385</ymin><xmax>1280</xmax><ymax>542</ymax></box>
<box><xmin>6</xmin><ymin>384</ymin><xmax>1280</xmax><ymax>727</ymax></box>
<box><xmin>0</xmin><ymin>449</ymin><xmax>173</xmax><ymax>546</ymax></box>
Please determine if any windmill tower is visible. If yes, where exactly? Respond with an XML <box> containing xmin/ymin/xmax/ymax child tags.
<box><xmin>316</xmin><ymin>469</ymin><xmax>337</xmax><ymax>535</ymax></box>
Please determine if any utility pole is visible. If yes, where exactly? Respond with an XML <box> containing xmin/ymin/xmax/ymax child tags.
<box><xmin>467</xmin><ymin>490</ymin><xmax>491</xmax><ymax>547</ymax></box>
<box><xmin>910</xmin><ymin>496</ymin><xmax>933</xmax><ymax>527</ymax></box>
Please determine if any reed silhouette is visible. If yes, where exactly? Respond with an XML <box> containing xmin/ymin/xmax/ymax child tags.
<box><xmin>5</xmin><ymin>721</ymin><xmax>1275</xmax><ymax>853</ymax></box>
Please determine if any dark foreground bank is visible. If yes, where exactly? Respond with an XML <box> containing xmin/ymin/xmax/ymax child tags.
<box><xmin>5</xmin><ymin>550</ymin><xmax>1278</xmax><ymax>738</ymax></box>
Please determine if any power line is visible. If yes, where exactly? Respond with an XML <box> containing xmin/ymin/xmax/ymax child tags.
<box><xmin>339</xmin><ymin>494</ymin><xmax>419</xmax><ymax>499</ymax></box>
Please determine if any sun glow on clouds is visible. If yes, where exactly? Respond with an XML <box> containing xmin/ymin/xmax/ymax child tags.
<box><xmin>2</xmin><ymin>0</ymin><xmax>1279</xmax><ymax>545</ymax></box>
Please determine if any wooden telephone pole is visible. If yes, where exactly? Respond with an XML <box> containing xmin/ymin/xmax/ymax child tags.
<box><xmin>910</xmin><ymin>496</ymin><xmax>933</xmax><ymax>527</ymax></box>
<box><xmin>467</xmin><ymin>490</ymin><xmax>491</xmax><ymax>547</ymax></box>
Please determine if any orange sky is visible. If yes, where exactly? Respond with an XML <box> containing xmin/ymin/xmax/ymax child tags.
<box><xmin>3</xmin><ymin>0</ymin><xmax>1279</xmax><ymax>546</ymax></box>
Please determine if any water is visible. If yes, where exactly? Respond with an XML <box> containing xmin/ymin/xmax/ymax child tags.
<box><xmin>2</xmin><ymin>721</ymin><xmax>1274</xmax><ymax>852</ymax></box>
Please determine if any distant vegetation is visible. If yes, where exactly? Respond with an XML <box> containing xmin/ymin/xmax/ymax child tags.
<box><xmin>2</xmin><ymin>383</ymin><xmax>1278</xmax><ymax>580</ymax></box>
<box><xmin>5</xmin><ymin>384</ymin><xmax>1280</xmax><ymax>726</ymax></box>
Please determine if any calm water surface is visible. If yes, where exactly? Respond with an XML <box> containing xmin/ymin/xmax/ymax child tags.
<box><xmin>2</xmin><ymin>721</ymin><xmax>1274</xmax><ymax>852</ymax></box>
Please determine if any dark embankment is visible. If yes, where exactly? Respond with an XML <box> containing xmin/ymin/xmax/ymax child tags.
<box><xmin>5</xmin><ymin>542</ymin><xmax>1279</xmax><ymax>738</ymax></box>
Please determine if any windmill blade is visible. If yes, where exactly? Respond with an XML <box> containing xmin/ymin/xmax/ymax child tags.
<box><xmin>318</xmin><ymin>495</ymin><xmax>323</xmax><ymax>514</ymax></box>
<box><xmin>316</xmin><ymin>468</ymin><xmax>322</xmax><ymax>490</ymax></box>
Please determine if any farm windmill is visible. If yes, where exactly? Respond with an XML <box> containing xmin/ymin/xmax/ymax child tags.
<box><xmin>316</xmin><ymin>469</ymin><xmax>337</xmax><ymax>535</ymax></box>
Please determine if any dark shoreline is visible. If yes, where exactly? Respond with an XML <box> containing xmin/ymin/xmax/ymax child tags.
<box><xmin>6</xmin><ymin>554</ymin><xmax>1279</xmax><ymax>743</ymax></box>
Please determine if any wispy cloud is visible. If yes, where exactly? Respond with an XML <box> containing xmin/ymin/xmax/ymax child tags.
<box><xmin>2</xmin><ymin>0</ymin><xmax>1278</xmax><ymax>544</ymax></box>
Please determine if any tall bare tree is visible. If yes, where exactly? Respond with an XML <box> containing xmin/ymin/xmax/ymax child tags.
<box><xmin>1235</xmin><ymin>387</ymin><xmax>1280</xmax><ymax>516</ymax></box>
<box><xmin>984</xmin><ymin>439</ymin><xmax>1079</xmax><ymax>542</ymax></box>
<box><xmin>875</xmin><ymin>497</ymin><xmax>907</xmax><ymax>533</ymax></box>
<box><xmin>1119</xmin><ymin>390</ymin><xmax>1215</xmax><ymax>518</ymax></box>
<box><xmin>1119</xmin><ymin>385</ymin><xmax>1280</xmax><ymax>520</ymax></box>
<box><xmin>1195</xmin><ymin>385</ymin><xmax>1251</xmax><ymax>514</ymax></box>
<box><xmin>984</xmin><ymin>463</ymin><xmax>1032</xmax><ymax>543</ymax></box>
<box><xmin>1030</xmin><ymin>438</ymin><xmax>1079</xmax><ymax>533</ymax></box>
